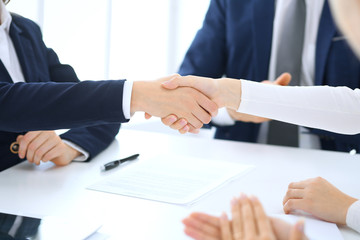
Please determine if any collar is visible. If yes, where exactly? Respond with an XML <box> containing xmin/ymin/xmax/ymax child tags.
<box><xmin>0</xmin><ymin>1</ymin><xmax>12</xmax><ymax>33</ymax></box>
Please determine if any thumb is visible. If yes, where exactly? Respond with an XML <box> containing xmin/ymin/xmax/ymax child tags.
<box><xmin>161</xmin><ymin>75</ymin><xmax>182</xmax><ymax>90</ymax></box>
<box><xmin>289</xmin><ymin>219</ymin><xmax>306</xmax><ymax>240</ymax></box>
<box><xmin>274</xmin><ymin>72</ymin><xmax>292</xmax><ymax>86</ymax></box>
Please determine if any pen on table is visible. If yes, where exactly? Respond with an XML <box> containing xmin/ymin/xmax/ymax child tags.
<box><xmin>10</xmin><ymin>141</ymin><xmax>19</xmax><ymax>154</ymax></box>
<box><xmin>101</xmin><ymin>153</ymin><xmax>140</xmax><ymax>171</ymax></box>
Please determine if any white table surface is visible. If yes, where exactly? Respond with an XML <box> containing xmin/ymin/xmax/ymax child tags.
<box><xmin>0</xmin><ymin>129</ymin><xmax>359</xmax><ymax>239</ymax></box>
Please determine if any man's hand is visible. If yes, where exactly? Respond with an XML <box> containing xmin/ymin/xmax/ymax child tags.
<box><xmin>183</xmin><ymin>194</ymin><xmax>306</xmax><ymax>240</ymax></box>
<box><xmin>17</xmin><ymin>131</ymin><xmax>81</xmax><ymax>166</ymax></box>
<box><xmin>283</xmin><ymin>177</ymin><xmax>358</xmax><ymax>225</ymax></box>
<box><xmin>131</xmin><ymin>75</ymin><xmax>218</xmax><ymax>130</ymax></box>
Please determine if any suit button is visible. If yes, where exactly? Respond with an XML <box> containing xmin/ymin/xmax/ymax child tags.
<box><xmin>10</xmin><ymin>142</ymin><xmax>19</xmax><ymax>154</ymax></box>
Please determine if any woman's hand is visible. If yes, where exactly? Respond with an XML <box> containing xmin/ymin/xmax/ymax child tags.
<box><xmin>183</xmin><ymin>193</ymin><xmax>306</xmax><ymax>240</ymax></box>
<box><xmin>283</xmin><ymin>177</ymin><xmax>358</xmax><ymax>224</ymax></box>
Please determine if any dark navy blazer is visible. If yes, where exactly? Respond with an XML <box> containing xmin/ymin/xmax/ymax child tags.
<box><xmin>0</xmin><ymin>14</ymin><xmax>124</xmax><ymax>171</ymax></box>
<box><xmin>179</xmin><ymin>0</ymin><xmax>360</xmax><ymax>153</ymax></box>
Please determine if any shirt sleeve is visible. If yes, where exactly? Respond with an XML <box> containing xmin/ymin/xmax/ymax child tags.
<box><xmin>346</xmin><ymin>200</ymin><xmax>360</xmax><ymax>233</ymax></box>
<box><xmin>62</xmin><ymin>139</ymin><xmax>89</xmax><ymax>162</ymax></box>
<box><xmin>211</xmin><ymin>107</ymin><xmax>236</xmax><ymax>126</ymax></box>
<box><xmin>123</xmin><ymin>80</ymin><xmax>133</xmax><ymax>119</ymax></box>
<box><xmin>237</xmin><ymin>79</ymin><xmax>360</xmax><ymax>135</ymax></box>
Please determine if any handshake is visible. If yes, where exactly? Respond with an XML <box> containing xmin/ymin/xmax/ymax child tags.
<box><xmin>132</xmin><ymin>73</ymin><xmax>291</xmax><ymax>134</ymax></box>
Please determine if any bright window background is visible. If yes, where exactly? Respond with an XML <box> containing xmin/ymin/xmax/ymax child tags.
<box><xmin>7</xmin><ymin>0</ymin><xmax>214</xmax><ymax>137</ymax></box>
<box><xmin>7</xmin><ymin>0</ymin><xmax>210</xmax><ymax>80</ymax></box>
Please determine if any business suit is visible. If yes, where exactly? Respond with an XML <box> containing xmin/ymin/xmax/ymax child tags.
<box><xmin>0</xmin><ymin>13</ymin><xmax>123</xmax><ymax>171</ymax></box>
<box><xmin>179</xmin><ymin>0</ymin><xmax>360</xmax><ymax>153</ymax></box>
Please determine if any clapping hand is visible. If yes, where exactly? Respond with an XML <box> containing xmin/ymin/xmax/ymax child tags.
<box><xmin>183</xmin><ymin>193</ymin><xmax>307</xmax><ymax>240</ymax></box>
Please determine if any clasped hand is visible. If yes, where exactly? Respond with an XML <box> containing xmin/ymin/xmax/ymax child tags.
<box><xmin>16</xmin><ymin>131</ymin><xmax>81</xmax><ymax>166</ymax></box>
<box><xmin>145</xmin><ymin>73</ymin><xmax>291</xmax><ymax>134</ymax></box>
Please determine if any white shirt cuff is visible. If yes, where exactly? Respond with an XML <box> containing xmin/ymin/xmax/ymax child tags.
<box><xmin>211</xmin><ymin>107</ymin><xmax>236</xmax><ymax>126</ymax></box>
<box><xmin>62</xmin><ymin>140</ymin><xmax>89</xmax><ymax>162</ymax></box>
<box><xmin>346</xmin><ymin>200</ymin><xmax>360</xmax><ymax>233</ymax></box>
<box><xmin>123</xmin><ymin>80</ymin><xmax>133</xmax><ymax>120</ymax></box>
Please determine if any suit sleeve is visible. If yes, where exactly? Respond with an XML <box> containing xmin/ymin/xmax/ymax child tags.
<box><xmin>46</xmin><ymin>48</ymin><xmax>121</xmax><ymax>160</ymax></box>
<box><xmin>178</xmin><ymin>0</ymin><xmax>227</xmax><ymax>78</ymax></box>
<box><xmin>0</xmin><ymin>80</ymin><xmax>128</xmax><ymax>132</ymax></box>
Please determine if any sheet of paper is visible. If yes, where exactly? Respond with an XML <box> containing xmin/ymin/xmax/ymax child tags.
<box><xmin>88</xmin><ymin>155</ymin><xmax>254</xmax><ymax>205</ymax></box>
<box><xmin>272</xmin><ymin>214</ymin><xmax>343</xmax><ymax>240</ymax></box>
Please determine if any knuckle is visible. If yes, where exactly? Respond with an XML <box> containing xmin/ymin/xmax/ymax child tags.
<box><xmin>196</xmin><ymin>122</ymin><xmax>203</xmax><ymax>129</ymax></box>
<box><xmin>35</xmin><ymin>149</ymin><xmax>45</xmax><ymax>159</ymax></box>
<box><xmin>286</xmin><ymin>199</ymin><xmax>294</xmax><ymax>209</ymax></box>
<box><xmin>28</xmin><ymin>143</ymin><xmax>36</xmax><ymax>152</ymax></box>
<box><xmin>43</xmin><ymin>153</ymin><xmax>53</xmax><ymax>162</ymax></box>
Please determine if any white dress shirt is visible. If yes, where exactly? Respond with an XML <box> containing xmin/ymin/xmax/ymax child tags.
<box><xmin>213</xmin><ymin>0</ymin><xmax>325</xmax><ymax>149</ymax></box>
<box><xmin>237</xmin><ymin>79</ymin><xmax>360</xmax><ymax>232</ymax></box>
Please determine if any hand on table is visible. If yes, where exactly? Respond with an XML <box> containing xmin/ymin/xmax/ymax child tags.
<box><xmin>183</xmin><ymin>193</ymin><xmax>306</xmax><ymax>240</ymax></box>
<box><xmin>17</xmin><ymin>131</ymin><xmax>81</xmax><ymax>166</ymax></box>
<box><xmin>283</xmin><ymin>177</ymin><xmax>358</xmax><ymax>225</ymax></box>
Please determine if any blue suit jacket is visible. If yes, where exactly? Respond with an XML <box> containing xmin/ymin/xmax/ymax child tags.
<box><xmin>0</xmin><ymin>14</ymin><xmax>123</xmax><ymax>171</ymax></box>
<box><xmin>179</xmin><ymin>0</ymin><xmax>360</xmax><ymax>153</ymax></box>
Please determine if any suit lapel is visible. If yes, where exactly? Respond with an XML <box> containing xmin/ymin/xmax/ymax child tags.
<box><xmin>252</xmin><ymin>0</ymin><xmax>275</xmax><ymax>81</ymax></box>
<box><xmin>315</xmin><ymin>0</ymin><xmax>336</xmax><ymax>85</ymax></box>
<box><xmin>9</xmin><ymin>21</ymin><xmax>38</xmax><ymax>83</ymax></box>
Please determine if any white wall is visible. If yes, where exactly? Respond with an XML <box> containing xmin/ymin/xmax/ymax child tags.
<box><xmin>7</xmin><ymin>0</ymin><xmax>213</xmax><ymax>137</ymax></box>
<box><xmin>7</xmin><ymin>0</ymin><xmax>210</xmax><ymax>81</ymax></box>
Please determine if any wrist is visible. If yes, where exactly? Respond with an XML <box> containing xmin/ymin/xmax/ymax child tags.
<box><xmin>66</xmin><ymin>145</ymin><xmax>81</xmax><ymax>160</ymax></box>
<box><xmin>219</xmin><ymin>78</ymin><xmax>241</xmax><ymax>110</ymax></box>
<box><xmin>343</xmin><ymin>197</ymin><xmax>358</xmax><ymax>225</ymax></box>
<box><xmin>130</xmin><ymin>81</ymin><xmax>148</xmax><ymax>114</ymax></box>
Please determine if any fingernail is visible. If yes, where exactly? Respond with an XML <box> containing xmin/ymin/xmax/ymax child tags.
<box><xmin>239</xmin><ymin>193</ymin><xmax>247</xmax><ymax>199</ymax></box>
<box><xmin>220</xmin><ymin>212</ymin><xmax>228</xmax><ymax>220</ymax></box>
<box><xmin>231</xmin><ymin>197</ymin><xmax>237</xmax><ymax>206</ymax></box>
<box><xmin>296</xmin><ymin>219</ymin><xmax>305</xmax><ymax>232</ymax></box>
<box><xmin>169</xmin><ymin>116</ymin><xmax>177</xmax><ymax>122</ymax></box>
<box><xmin>179</xmin><ymin>119</ymin><xmax>187</xmax><ymax>125</ymax></box>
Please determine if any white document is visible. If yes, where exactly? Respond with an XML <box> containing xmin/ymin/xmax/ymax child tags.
<box><xmin>272</xmin><ymin>214</ymin><xmax>344</xmax><ymax>240</ymax></box>
<box><xmin>88</xmin><ymin>155</ymin><xmax>254</xmax><ymax>205</ymax></box>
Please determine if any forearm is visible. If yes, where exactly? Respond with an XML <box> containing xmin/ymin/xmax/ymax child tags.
<box><xmin>237</xmin><ymin>80</ymin><xmax>360</xmax><ymax>135</ymax></box>
<box><xmin>219</xmin><ymin>78</ymin><xmax>242</xmax><ymax>109</ymax></box>
<box><xmin>0</xmin><ymin>80</ymin><xmax>127</xmax><ymax>132</ymax></box>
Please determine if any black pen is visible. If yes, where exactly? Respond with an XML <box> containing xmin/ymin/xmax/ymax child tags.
<box><xmin>101</xmin><ymin>154</ymin><xmax>140</xmax><ymax>171</ymax></box>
